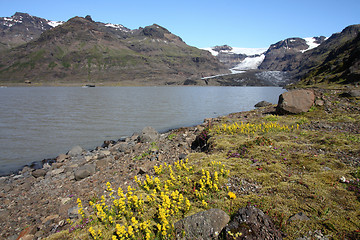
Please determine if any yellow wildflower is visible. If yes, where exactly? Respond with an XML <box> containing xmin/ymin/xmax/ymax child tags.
<box><xmin>228</xmin><ymin>191</ymin><xmax>236</xmax><ymax>199</ymax></box>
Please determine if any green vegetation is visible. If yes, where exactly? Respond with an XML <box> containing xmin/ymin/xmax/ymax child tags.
<box><xmin>46</xmin><ymin>93</ymin><xmax>360</xmax><ymax>239</ymax></box>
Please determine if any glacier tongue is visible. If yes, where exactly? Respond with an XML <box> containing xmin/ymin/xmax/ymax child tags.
<box><xmin>231</xmin><ymin>54</ymin><xmax>265</xmax><ymax>71</ymax></box>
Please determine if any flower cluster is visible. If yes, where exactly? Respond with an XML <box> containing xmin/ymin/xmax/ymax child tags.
<box><xmin>211</xmin><ymin>121</ymin><xmax>299</xmax><ymax>135</ymax></box>
<box><xmin>75</xmin><ymin>157</ymin><xmax>231</xmax><ymax>240</ymax></box>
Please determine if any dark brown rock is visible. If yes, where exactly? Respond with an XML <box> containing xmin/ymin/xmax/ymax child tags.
<box><xmin>255</xmin><ymin>101</ymin><xmax>272</xmax><ymax>108</ymax></box>
<box><xmin>221</xmin><ymin>206</ymin><xmax>282</xmax><ymax>240</ymax></box>
<box><xmin>31</xmin><ymin>169</ymin><xmax>47</xmax><ymax>178</ymax></box>
<box><xmin>277</xmin><ymin>89</ymin><xmax>315</xmax><ymax>114</ymax></box>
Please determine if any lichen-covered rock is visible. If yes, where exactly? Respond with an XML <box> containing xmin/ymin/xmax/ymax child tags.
<box><xmin>277</xmin><ymin>89</ymin><xmax>315</xmax><ymax>114</ymax></box>
<box><xmin>221</xmin><ymin>206</ymin><xmax>282</xmax><ymax>240</ymax></box>
<box><xmin>174</xmin><ymin>208</ymin><xmax>230</xmax><ymax>240</ymax></box>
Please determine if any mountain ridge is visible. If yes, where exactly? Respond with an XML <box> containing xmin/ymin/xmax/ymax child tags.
<box><xmin>0</xmin><ymin>14</ymin><xmax>228</xmax><ymax>85</ymax></box>
<box><xmin>1</xmin><ymin>12</ymin><xmax>359</xmax><ymax>87</ymax></box>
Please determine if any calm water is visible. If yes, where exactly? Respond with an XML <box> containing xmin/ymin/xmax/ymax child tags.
<box><xmin>0</xmin><ymin>86</ymin><xmax>285</xmax><ymax>175</ymax></box>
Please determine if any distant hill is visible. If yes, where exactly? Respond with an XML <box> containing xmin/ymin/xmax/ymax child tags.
<box><xmin>0</xmin><ymin>13</ymin><xmax>228</xmax><ymax>85</ymax></box>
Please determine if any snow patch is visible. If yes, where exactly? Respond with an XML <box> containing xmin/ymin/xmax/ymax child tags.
<box><xmin>301</xmin><ymin>37</ymin><xmax>321</xmax><ymax>53</ymax></box>
<box><xmin>105</xmin><ymin>23</ymin><xmax>129</xmax><ymax>32</ymax></box>
<box><xmin>48</xmin><ymin>20</ymin><xmax>63</xmax><ymax>28</ymax></box>
<box><xmin>230</xmin><ymin>47</ymin><xmax>267</xmax><ymax>55</ymax></box>
<box><xmin>201</xmin><ymin>47</ymin><xmax>267</xmax><ymax>57</ymax></box>
<box><xmin>231</xmin><ymin>54</ymin><xmax>265</xmax><ymax>71</ymax></box>
<box><xmin>201</xmin><ymin>47</ymin><xmax>219</xmax><ymax>56</ymax></box>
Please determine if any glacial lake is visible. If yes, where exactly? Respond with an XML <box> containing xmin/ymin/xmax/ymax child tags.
<box><xmin>0</xmin><ymin>86</ymin><xmax>286</xmax><ymax>175</ymax></box>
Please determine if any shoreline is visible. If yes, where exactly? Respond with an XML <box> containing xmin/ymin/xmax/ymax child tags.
<box><xmin>1</xmin><ymin>87</ymin><xmax>359</xmax><ymax>239</ymax></box>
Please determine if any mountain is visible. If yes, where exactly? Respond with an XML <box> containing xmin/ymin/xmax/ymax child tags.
<box><xmin>203</xmin><ymin>24</ymin><xmax>360</xmax><ymax>87</ymax></box>
<box><xmin>258</xmin><ymin>24</ymin><xmax>360</xmax><ymax>85</ymax></box>
<box><xmin>258</xmin><ymin>36</ymin><xmax>326</xmax><ymax>71</ymax></box>
<box><xmin>202</xmin><ymin>45</ymin><xmax>267</xmax><ymax>70</ymax></box>
<box><xmin>296</xmin><ymin>26</ymin><xmax>360</xmax><ymax>86</ymax></box>
<box><xmin>0</xmin><ymin>14</ymin><xmax>228</xmax><ymax>85</ymax></box>
<box><xmin>0</xmin><ymin>12</ymin><xmax>63</xmax><ymax>52</ymax></box>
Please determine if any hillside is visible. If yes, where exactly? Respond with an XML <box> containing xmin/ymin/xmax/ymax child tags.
<box><xmin>0</xmin><ymin>12</ymin><xmax>63</xmax><ymax>52</ymax></box>
<box><xmin>294</xmin><ymin>27</ymin><xmax>360</xmax><ymax>87</ymax></box>
<box><xmin>0</xmin><ymin>15</ymin><xmax>228</xmax><ymax>85</ymax></box>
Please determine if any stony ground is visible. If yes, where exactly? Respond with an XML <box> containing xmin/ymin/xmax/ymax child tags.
<box><xmin>0</xmin><ymin>87</ymin><xmax>359</xmax><ymax>240</ymax></box>
<box><xmin>0</xmin><ymin>123</ymin><xmax>202</xmax><ymax>239</ymax></box>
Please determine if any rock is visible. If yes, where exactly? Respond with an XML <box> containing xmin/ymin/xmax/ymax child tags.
<box><xmin>47</xmin><ymin>168</ymin><xmax>65</xmax><ymax>177</ymax></box>
<box><xmin>67</xmin><ymin>206</ymin><xmax>80</xmax><ymax>219</ymax></box>
<box><xmin>315</xmin><ymin>99</ymin><xmax>324</xmax><ymax>106</ymax></box>
<box><xmin>221</xmin><ymin>206</ymin><xmax>282</xmax><ymax>240</ymax></box>
<box><xmin>288</xmin><ymin>212</ymin><xmax>310</xmax><ymax>222</ymax></box>
<box><xmin>74</xmin><ymin>164</ymin><xmax>96</xmax><ymax>181</ymax></box>
<box><xmin>67</xmin><ymin>146</ymin><xmax>83</xmax><ymax>156</ymax></box>
<box><xmin>340</xmin><ymin>90</ymin><xmax>360</xmax><ymax>98</ymax></box>
<box><xmin>31</xmin><ymin>169</ymin><xmax>47</xmax><ymax>178</ymax></box>
<box><xmin>56</xmin><ymin>154</ymin><xmax>69</xmax><ymax>163</ymax></box>
<box><xmin>96</xmin><ymin>158</ymin><xmax>110</xmax><ymax>170</ymax></box>
<box><xmin>51</xmin><ymin>162</ymin><xmax>64</xmax><ymax>169</ymax></box>
<box><xmin>138</xmin><ymin>161</ymin><xmax>156</xmax><ymax>175</ymax></box>
<box><xmin>179</xmin><ymin>153</ymin><xmax>187</xmax><ymax>160</ymax></box>
<box><xmin>16</xmin><ymin>225</ymin><xmax>37</xmax><ymax>240</ymax></box>
<box><xmin>112</xmin><ymin>142</ymin><xmax>132</xmax><ymax>154</ymax></box>
<box><xmin>277</xmin><ymin>89</ymin><xmax>315</xmax><ymax>114</ymax></box>
<box><xmin>174</xmin><ymin>208</ymin><xmax>230</xmax><ymax>240</ymax></box>
<box><xmin>139</xmin><ymin>126</ymin><xmax>159</xmax><ymax>143</ymax></box>
<box><xmin>296</xmin><ymin>230</ymin><xmax>330</xmax><ymax>240</ymax></box>
<box><xmin>18</xmin><ymin>235</ymin><xmax>34</xmax><ymax>240</ymax></box>
<box><xmin>255</xmin><ymin>101</ymin><xmax>272</xmax><ymax>108</ymax></box>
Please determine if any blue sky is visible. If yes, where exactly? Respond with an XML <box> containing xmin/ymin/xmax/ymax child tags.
<box><xmin>1</xmin><ymin>0</ymin><xmax>359</xmax><ymax>48</ymax></box>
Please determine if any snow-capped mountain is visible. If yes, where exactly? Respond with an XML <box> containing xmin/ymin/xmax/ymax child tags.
<box><xmin>201</xmin><ymin>45</ymin><xmax>267</xmax><ymax>71</ymax></box>
<box><xmin>259</xmin><ymin>36</ymin><xmax>327</xmax><ymax>71</ymax></box>
<box><xmin>0</xmin><ymin>12</ymin><xmax>64</xmax><ymax>51</ymax></box>
<box><xmin>204</xmin><ymin>36</ymin><xmax>327</xmax><ymax>72</ymax></box>
<box><xmin>0</xmin><ymin>12</ymin><xmax>63</xmax><ymax>30</ymax></box>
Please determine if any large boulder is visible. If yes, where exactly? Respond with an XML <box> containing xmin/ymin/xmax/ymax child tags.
<box><xmin>276</xmin><ymin>89</ymin><xmax>314</xmax><ymax>114</ymax></box>
<box><xmin>139</xmin><ymin>126</ymin><xmax>159</xmax><ymax>143</ymax></box>
<box><xmin>221</xmin><ymin>206</ymin><xmax>282</xmax><ymax>240</ymax></box>
<box><xmin>174</xmin><ymin>208</ymin><xmax>230</xmax><ymax>240</ymax></box>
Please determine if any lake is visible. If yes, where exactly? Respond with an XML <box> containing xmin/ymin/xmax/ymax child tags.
<box><xmin>0</xmin><ymin>86</ymin><xmax>285</xmax><ymax>175</ymax></box>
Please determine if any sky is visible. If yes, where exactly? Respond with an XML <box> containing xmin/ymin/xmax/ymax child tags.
<box><xmin>1</xmin><ymin>0</ymin><xmax>359</xmax><ymax>49</ymax></box>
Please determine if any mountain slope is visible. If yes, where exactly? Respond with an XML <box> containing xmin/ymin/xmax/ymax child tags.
<box><xmin>259</xmin><ymin>24</ymin><xmax>360</xmax><ymax>85</ymax></box>
<box><xmin>258</xmin><ymin>36</ymin><xmax>326</xmax><ymax>71</ymax></box>
<box><xmin>0</xmin><ymin>12</ymin><xmax>63</xmax><ymax>52</ymax></box>
<box><xmin>296</xmin><ymin>31</ymin><xmax>360</xmax><ymax>86</ymax></box>
<box><xmin>0</xmin><ymin>16</ymin><xmax>228</xmax><ymax>85</ymax></box>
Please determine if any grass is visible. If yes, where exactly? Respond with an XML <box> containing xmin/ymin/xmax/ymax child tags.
<box><xmin>47</xmin><ymin>93</ymin><xmax>360</xmax><ymax>240</ymax></box>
